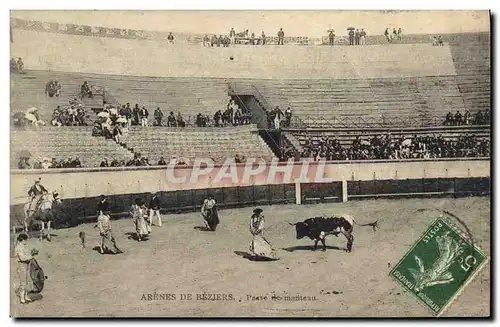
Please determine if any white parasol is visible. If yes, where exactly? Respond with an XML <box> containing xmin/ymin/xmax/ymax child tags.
<box><xmin>97</xmin><ymin>111</ymin><xmax>110</xmax><ymax>118</ymax></box>
<box><xmin>401</xmin><ymin>139</ymin><xmax>412</xmax><ymax>147</ymax></box>
<box><xmin>26</xmin><ymin>107</ymin><xmax>38</xmax><ymax>113</ymax></box>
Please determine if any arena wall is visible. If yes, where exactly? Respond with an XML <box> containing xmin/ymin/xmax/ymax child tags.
<box><xmin>11</xmin><ymin>159</ymin><xmax>490</xmax><ymax>230</ymax></box>
<box><xmin>11</xmin><ymin>29</ymin><xmax>456</xmax><ymax>80</ymax></box>
<box><xmin>11</xmin><ymin>159</ymin><xmax>489</xmax><ymax>204</ymax></box>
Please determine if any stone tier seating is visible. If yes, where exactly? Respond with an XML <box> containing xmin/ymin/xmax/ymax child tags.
<box><xmin>449</xmin><ymin>34</ymin><xmax>490</xmax><ymax>113</ymax></box>
<box><xmin>122</xmin><ymin>125</ymin><xmax>276</xmax><ymax>164</ymax></box>
<box><xmin>249</xmin><ymin>76</ymin><xmax>467</xmax><ymax>126</ymax></box>
<box><xmin>286</xmin><ymin>125</ymin><xmax>490</xmax><ymax>150</ymax></box>
<box><xmin>10</xmin><ymin>70</ymin><xmax>230</xmax><ymax>125</ymax></box>
<box><xmin>10</xmin><ymin>71</ymin><xmax>104</xmax><ymax>123</ymax></box>
<box><xmin>11</xmin><ymin>127</ymin><xmax>133</xmax><ymax>168</ymax></box>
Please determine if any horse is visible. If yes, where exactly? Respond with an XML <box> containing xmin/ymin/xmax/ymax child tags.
<box><xmin>204</xmin><ymin>206</ymin><xmax>220</xmax><ymax>231</ymax></box>
<box><xmin>23</xmin><ymin>192</ymin><xmax>62</xmax><ymax>241</ymax></box>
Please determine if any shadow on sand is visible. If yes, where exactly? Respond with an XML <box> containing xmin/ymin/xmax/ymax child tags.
<box><xmin>193</xmin><ymin>226</ymin><xmax>212</xmax><ymax>232</ymax></box>
<box><xmin>234</xmin><ymin>251</ymin><xmax>279</xmax><ymax>262</ymax></box>
<box><xmin>124</xmin><ymin>232</ymin><xmax>150</xmax><ymax>241</ymax></box>
<box><xmin>281</xmin><ymin>245</ymin><xmax>345</xmax><ymax>252</ymax></box>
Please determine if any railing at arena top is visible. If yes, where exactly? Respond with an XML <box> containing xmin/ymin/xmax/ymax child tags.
<box><xmin>289</xmin><ymin>115</ymin><xmax>455</xmax><ymax>129</ymax></box>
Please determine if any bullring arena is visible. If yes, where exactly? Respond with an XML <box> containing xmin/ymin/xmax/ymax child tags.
<box><xmin>10</xmin><ymin>12</ymin><xmax>490</xmax><ymax>317</ymax></box>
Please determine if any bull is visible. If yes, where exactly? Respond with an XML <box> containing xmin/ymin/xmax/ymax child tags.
<box><xmin>288</xmin><ymin>215</ymin><xmax>378</xmax><ymax>252</ymax></box>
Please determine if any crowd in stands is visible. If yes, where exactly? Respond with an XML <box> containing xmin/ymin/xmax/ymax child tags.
<box><xmin>384</xmin><ymin>27</ymin><xmax>403</xmax><ymax>42</ymax></box>
<box><xmin>283</xmin><ymin>133</ymin><xmax>490</xmax><ymax>161</ymax></box>
<box><xmin>51</xmin><ymin>100</ymin><xmax>89</xmax><ymax>126</ymax></box>
<box><xmin>443</xmin><ymin>110</ymin><xmax>490</xmax><ymax>126</ymax></box>
<box><xmin>10</xmin><ymin>57</ymin><xmax>25</xmax><ymax>74</ymax></box>
<box><xmin>202</xmin><ymin>27</ymin><xmax>284</xmax><ymax>46</ymax></box>
<box><xmin>18</xmin><ymin>156</ymin><xmax>82</xmax><ymax>170</ymax></box>
<box><xmin>99</xmin><ymin>153</ymin><xmax>247</xmax><ymax>168</ymax></box>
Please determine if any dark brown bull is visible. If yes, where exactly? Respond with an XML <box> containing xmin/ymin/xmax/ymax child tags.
<box><xmin>288</xmin><ymin>214</ymin><xmax>378</xmax><ymax>252</ymax></box>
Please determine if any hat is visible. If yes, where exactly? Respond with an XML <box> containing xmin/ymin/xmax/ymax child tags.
<box><xmin>253</xmin><ymin>208</ymin><xmax>263</xmax><ymax>215</ymax></box>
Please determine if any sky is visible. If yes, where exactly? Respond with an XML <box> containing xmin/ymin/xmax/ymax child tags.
<box><xmin>11</xmin><ymin>10</ymin><xmax>490</xmax><ymax>37</ymax></box>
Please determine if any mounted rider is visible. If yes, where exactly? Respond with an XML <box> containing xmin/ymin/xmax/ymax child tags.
<box><xmin>27</xmin><ymin>178</ymin><xmax>48</xmax><ymax>214</ymax></box>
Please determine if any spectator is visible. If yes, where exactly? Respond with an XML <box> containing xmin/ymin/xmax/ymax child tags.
<box><xmin>392</xmin><ymin>28</ymin><xmax>397</xmax><ymax>41</ymax></box>
<box><xmin>250</xmin><ymin>33</ymin><xmax>255</xmax><ymax>45</ymax></box>
<box><xmin>384</xmin><ymin>28</ymin><xmax>390</xmax><ymax>42</ymax></box>
<box><xmin>72</xmin><ymin>157</ymin><xmax>82</xmax><ymax>168</ymax></box>
<box><xmin>355</xmin><ymin>29</ymin><xmax>360</xmax><ymax>45</ymax></box>
<box><xmin>444</xmin><ymin>111</ymin><xmax>454</xmax><ymax>126</ymax></box>
<box><xmin>133</xmin><ymin>104</ymin><xmax>140</xmax><ymax>126</ymax></box>
<box><xmin>10</xmin><ymin>58</ymin><xmax>18</xmax><ymax>73</ymax></box>
<box><xmin>454</xmin><ymin>111</ymin><xmax>463</xmax><ymax>126</ymax></box>
<box><xmin>80</xmin><ymin>81</ymin><xmax>93</xmax><ymax>98</ymax></box>
<box><xmin>203</xmin><ymin>34</ymin><xmax>210</xmax><ymax>47</ymax></box>
<box><xmin>484</xmin><ymin>109</ymin><xmax>490</xmax><ymax>125</ymax></box>
<box><xmin>432</xmin><ymin>36</ymin><xmax>438</xmax><ymax>46</ymax></box>
<box><xmin>277</xmin><ymin>28</ymin><xmax>284</xmax><ymax>45</ymax></box>
<box><xmin>17</xmin><ymin>58</ymin><xmax>25</xmax><ymax>74</ymax></box>
<box><xmin>154</xmin><ymin>107</ymin><xmax>164</xmax><ymax>126</ymax></box>
<box><xmin>18</xmin><ymin>157</ymin><xmax>31</xmax><ymax>169</ymax></box>
<box><xmin>463</xmin><ymin>110</ymin><xmax>471</xmax><ymax>125</ymax></box>
<box><xmin>285</xmin><ymin>107</ymin><xmax>292</xmax><ymax>127</ymax></box>
<box><xmin>176</xmin><ymin>112</ymin><xmax>186</xmax><ymax>127</ymax></box>
<box><xmin>157</xmin><ymin>157</ymin><xmax>167</xmax><ymax>165</ymax></box>
<box><xmin>112</xmin><ymin>125</ymin><xmax>122</xmax><ymax>144</ymax></box>
<box><xmin>360</xmin><ymin>29</ymin><xmax>367</xmax><ymax>45</ymax></box>
<box><xmin>167</xmin><ymin>32</ymin><xmax>174</xmax><ymax>43</ymax></box>
<box><xmin>349</xmin><ymin>29</ymin><xmax>355</xmax><ymax>45</ymax></box>
<box><xmin>438</xmin><ymin>35</ymin><xmax>444</xmax><ymax>46</ymax></box>
<box><xmin>273</xmin><ymin>106</ymin><xmax>284</xmax><ymax>129</ymax></box>
<box><xmin>397</xmin><ymin>28</ymin><xmax>402</xmax><ymax>41</ymax></box>
<box><xmin>110</xmin><ymin>158</ymin><xmax>120</xmax><ymax>167</ymax></box>
<box><xmin>167</xmin><ymin>112</ymin><xmax>177</xmax><ymax>127</ymax></box>
<box><xmin>261</xmin><ymin>31</ymin><xmax>266</xmax><ymax>45</ymax></box>
<box><xmin>140</xmin><ymin>106</ymin><xmax>149</xmax><ymax>127</ymax></box>
<box><xmin>230</xmin><ymin>28</ymin><xmax>236</xmax><ymax>44</ymax></box>
<box><xmin>100</xmin><ymin>157</ymin><xmax>110</xmax><ymax>167</ymax></box>
<box><xmin>328</xmin><ymin>30</ymin><xmax>335</xmax><ymax>46</ymax></box>
<box><xmin>45</xmin><ymin>80</ymin><xmax>61</xmax><ymax>98</ymax></box>
<box><xmin>474</xmin><ymin>110</ymin><xmax>484</xmax><ymax>125</ymax></box>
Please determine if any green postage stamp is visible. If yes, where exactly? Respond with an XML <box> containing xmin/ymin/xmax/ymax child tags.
<box><xmin>390</xmin><ymin>216</ymin><xmax>488</xmax><ymax>316</ymax></box>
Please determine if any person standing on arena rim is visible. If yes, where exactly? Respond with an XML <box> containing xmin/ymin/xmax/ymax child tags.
<box><xmin>149</xmin><ymin>192</ymin><xmax>162</xmax><ymax>227</ymax></box>
<box><xmin>277</xmin><ymin>28</ymin><xmax>284</xmax><ymax>45</ymax></box>
<box><xmin>360</xmin><ymin>29</ymin><xmax>367</xmax><ymax>45</ymax></box>
<box><xmin>230</xmin><ymin>28</ymin><xmax>236</xmax><ymax>44</ymax></box>
<box><xmin>348</xmin><ymin>29</ymin><xmax>355</xmax><ymax>45</ymax></box>
<box><xmin>328</xmin><ymin>30</ymin><xmax>335</xmax><ymax>46</ymax></box>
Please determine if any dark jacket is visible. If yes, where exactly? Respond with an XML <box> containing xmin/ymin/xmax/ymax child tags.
<box><xmin>149</xmin><ymin>196</ymin><xmax>160</xmax><ymax>210</ymax></box>
<box><xmin>28</xmin><ymin>184</ymin><xmax>48</xmax><ymax>197</ymax></box>
<box><xmin>97</xmin><ymin>199</ymin><xmax>110</xmax><ymax>213</ymax></box>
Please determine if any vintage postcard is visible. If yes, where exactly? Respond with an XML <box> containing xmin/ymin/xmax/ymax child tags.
<box><xmin>9</xmin><ymin>10</ymin><xmax>490</xmax><ymax>318</ymax></box>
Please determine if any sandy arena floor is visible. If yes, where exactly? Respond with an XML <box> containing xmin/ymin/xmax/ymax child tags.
<box><xmin>10</xmin><ymin>197</ymin><xmax>490</xmax><ymax>317</ymax></box>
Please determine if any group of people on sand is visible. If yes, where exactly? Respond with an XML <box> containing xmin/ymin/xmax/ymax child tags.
<box><xmin>94</xmin><ymin>192</ymin><xmax>278</xmax><ymax>261</ymax></box>
<box><xmin>95</xmin><ymin>193</ymin><xmax>163</xmax><ymax>254</ymax></box>
<box><xmin>200</xmin><ymin>194</ymin><xmax>278</xmax><ymax>260</ymax></box>
<box><xmin>14</xmin><ymin>188</ymin><xmax>278</xmax><ymax>304</ymax></box>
